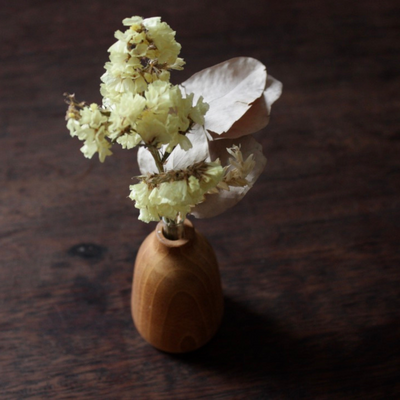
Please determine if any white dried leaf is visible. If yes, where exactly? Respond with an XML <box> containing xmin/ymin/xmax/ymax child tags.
<box><xmin>164</xmin><ymin>125</ymin><xmax>210</xmax><ymax>169</ymax></box>
<box><xmin>215</xmin><ymin>74</ymin><xmax>283</xmax><ymax>139</ymax></box>
<box><xmin>137</xmin><ymin>146</ymin><xmax>158</xmax><ymax>174</ymax></box>
<box><xmin>137</xmin><ymin>125</ymin><xmax>209</xmax><ymax>174</ymax></box>
<box><xmin>181</xmin><ymin>57</ymin><xmax>267</xmax><ymax>136</ymax></box>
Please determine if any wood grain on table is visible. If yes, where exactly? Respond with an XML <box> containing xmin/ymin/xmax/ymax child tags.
<box><xmin>1</xmin><ymin>1</ymin><xmax>399</xmax><ymax>399</ymax></box>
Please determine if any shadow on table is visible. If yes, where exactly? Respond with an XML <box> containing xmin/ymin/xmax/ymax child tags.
<box><xmin>171</xmin><ymin>297</ymin><xmax>400</xmax><ymax>398</ymax></box>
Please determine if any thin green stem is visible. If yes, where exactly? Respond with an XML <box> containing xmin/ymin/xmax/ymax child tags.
<box><xmin>161</xmin><ymin>146</ymin><xmax>175</xmax><ymax>164</ymax></box>
<box><xmin>162</xmin><ymin>214</ymin><xmax>185</xmax><ymax>240</ymax></box>
<box><xmin>148</xmin><ymin>145</ymin><xmax>164</xmax><ymax>173</ymax></box>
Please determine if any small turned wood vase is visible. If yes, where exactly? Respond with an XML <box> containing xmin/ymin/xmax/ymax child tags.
<box><xmin>131</xmin><ymin>219</ymin><xmax>223</xmax><ymax>353</ymax></box>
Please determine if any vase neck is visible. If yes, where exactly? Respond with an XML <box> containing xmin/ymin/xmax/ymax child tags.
<box><xmin>161</xmin><ymin>217</ymin><xmax>185</xmax><ymax>240</ymax></box>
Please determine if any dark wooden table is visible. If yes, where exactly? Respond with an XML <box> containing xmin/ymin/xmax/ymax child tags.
<box><xmin>1</xmin><ymin>1</ymin><xmax>400</xmax><ymax>398</ymax></box>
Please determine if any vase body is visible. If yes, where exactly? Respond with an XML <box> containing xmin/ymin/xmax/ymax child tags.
<box><xmin>131</xmin><ymin>219</ymin><xmax>223</xmax><ymax>353</ymax></box>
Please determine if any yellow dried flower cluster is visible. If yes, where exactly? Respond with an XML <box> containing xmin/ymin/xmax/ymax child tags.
<box><xmin>66</xmin><ymin>100</ymin><xmax>112</xmax><ymax>162</ymax></box>
<box><xmin>129</xmin><ymin>161</ymin><xmax>224</xmax><ymax>222</ymax></box>
<box><xmin>108</xmin><ymin>80</ymin><xmax>208</xmax><ymax>153</ymax></box>
<box><xmin>65</xmin><ymin>16</ymin><xmax>208</xmax><ymax>162</ymax></box>
<box><xmin>101</xmin><ymin>16</ymin><xmax>185</xmax><ymax>102</ymax></box>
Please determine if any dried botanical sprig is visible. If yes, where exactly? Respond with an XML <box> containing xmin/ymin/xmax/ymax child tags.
<box><xmin>64</xmin><ymin>93</ymin><xmax>86</xmax><ymax>120</ymax></box>
<box><xmin>221</xmin><ymin>145</ymin><xmax>256</xmax><ymax>188</ymax></box>
<box><xmin>65</xmin><ymin>16</ymin><xmax>282</xmax><ymax>224</ymax></box>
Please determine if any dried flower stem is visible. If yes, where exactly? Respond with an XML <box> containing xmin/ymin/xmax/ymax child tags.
<box><xmin>147</xmin><ymin>145</ymin><xmax>165</xmax><ymax>173</ymax></box>
<box><xmin>162</xmin><ymin>215</ymin><xmax>185</xmax><ymax>240</ymax></box>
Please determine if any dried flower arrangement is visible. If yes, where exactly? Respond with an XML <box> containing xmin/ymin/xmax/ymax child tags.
<box><xmin>65</xmin><ymin>16</ymin><xmax>282</xmax><ymax>238</ymax></box>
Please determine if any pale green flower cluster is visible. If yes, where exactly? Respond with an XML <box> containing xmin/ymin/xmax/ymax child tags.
<box><xmin>129</xmin><ymin>162</ymin><xmax>224</xmax><ymax>222</ymax></box>
<box><xmin>66</xmin><ymin>102</ymin><xmax>112</xmax><ymax>162</ymax></box>
<box><xmin>101</xmin><ymin>16</ymin><xmax>185</xmax><ymax>103</ymax></box>
<box><xmin>65</xmin><ymin>16</ymin><xmax>208</xmax><ymax>163</ymax></box>
<box><xmin>108</xmin><ymin>80</ymin><xmax>208</xmax><ymax>152</ymax></box>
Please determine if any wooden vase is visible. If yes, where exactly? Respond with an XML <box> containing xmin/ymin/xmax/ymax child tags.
<box><xmin>131</xmin><ymin>219</ymin><xmax>223</xmax><ymax>353</ymax></box>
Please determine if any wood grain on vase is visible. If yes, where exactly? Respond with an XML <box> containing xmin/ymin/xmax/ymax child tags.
<box><xmin>131</xmin><ymin>220</ymin><xmax>224</xmax><ymax>353</ymax></box>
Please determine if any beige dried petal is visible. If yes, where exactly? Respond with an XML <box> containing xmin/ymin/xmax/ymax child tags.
<box><xmin>181</xmin><ymin>57</ymin><xmax>267</xmax><ymax>135</ymax></box>
<box><xmin>190</xmin><ymin>135</ymin><xmax>267</xmax><ymax>218</ymax></box>
<box><xmin>213</xmin><ymin>74</ymin><xmax>283</xmax><ymax>139</ymax></box>
<box><xmin>137</xmin><ymin>146</ymin><xmax>158</xmax><ymax>174</ymax></box>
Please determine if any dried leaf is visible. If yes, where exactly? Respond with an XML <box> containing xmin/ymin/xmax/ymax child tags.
<box><xmin>212</xmin><ymin>74</ymin><xmax>283</xmax><ymax>139</ymax></box>
<box><xmin>181</xmin><ymin>57</ymin><xmax>267</xmax><ymax>136</ymax></box>
<box><xmin>165</xmin><ymin>125</ymin><xmax>210</xmax><ymax>169</ymax></box>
